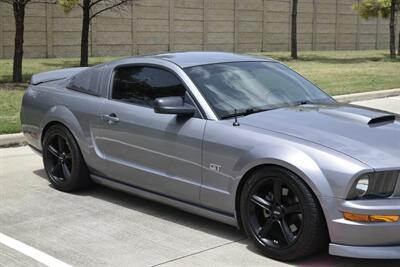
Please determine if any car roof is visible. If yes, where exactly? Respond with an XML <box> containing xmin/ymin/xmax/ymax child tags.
<box><xmin>104</xmin><ymin>52</ymin><xmax>276</xmax><ymax>69</ymax></box>
<box><xmin>147</xmin><ymin>52</ymin><xmax>275</xmax><ymax>68</ymax></box>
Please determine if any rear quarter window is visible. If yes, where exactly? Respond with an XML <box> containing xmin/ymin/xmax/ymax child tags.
<box><xmin>67</xmin><ymin>67</ymin><xmax>102</xmax><ymax>95</ymax></box>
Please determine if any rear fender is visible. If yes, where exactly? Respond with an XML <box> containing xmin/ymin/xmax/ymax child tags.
<box><xmin>40</xmin><ymin>105</ymin><xmax>87</xmax><ymax>154</ymax></box>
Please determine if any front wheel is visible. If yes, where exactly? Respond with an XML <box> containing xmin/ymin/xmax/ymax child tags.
<box><xmin>240</xmin><ymin>166</ymin><xmax>327</xmax><ymax>261</ymax></box>
<box><xmin>42</xmin><ymin>124</ymin><xmax>91</xmax><ymax>192</ymax></box>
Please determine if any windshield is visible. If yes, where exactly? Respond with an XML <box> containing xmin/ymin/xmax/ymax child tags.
<box><xmin>185</xmin><ymin>61</ymin><xmax>335</xmax><ymax>119</ymax></box>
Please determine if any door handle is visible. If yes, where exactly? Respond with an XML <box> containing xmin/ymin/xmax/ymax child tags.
<box><xmin>102</xmin><ymin>113</ymin><xmax>120</xmax><ymax>124</ymax></box>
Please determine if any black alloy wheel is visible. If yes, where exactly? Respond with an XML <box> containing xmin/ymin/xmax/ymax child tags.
<box><xmin>240</xmin><ymin>166</ymin><xmax>327</xmax><ymax>261</ymax></box>
<box><xmin>248</xmin><ymin>177</ymin><xmax>303</xmax><ymax>249</ymax></box>
<box><xmin>43</xmin><ymin>124</ymin><xmax>91</xmax><ymax>191</ymax></box>
<box><xmin>45</xmin><ymin>134</ymin><xmax>73</xmax><ymax>183</ymax></box>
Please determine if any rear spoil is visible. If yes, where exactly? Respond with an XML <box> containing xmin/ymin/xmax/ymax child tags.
<box><xmin>30</xmin><ymin>67</ymin><xmax>88</xmax><ymax>85</ymax></box>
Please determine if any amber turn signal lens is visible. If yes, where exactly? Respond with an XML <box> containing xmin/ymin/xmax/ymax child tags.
<box><xmin>343</xmin><ymin>212</ymin><xmax>399</xmax><ymax>223</ymax></box>
<box><xmin>370</xmin><ymin>215</ymin><xmax>400</xmax><ymax>222</ymax></box>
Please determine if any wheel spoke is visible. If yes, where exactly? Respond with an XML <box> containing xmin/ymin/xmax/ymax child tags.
<box><xmin>52</xmin><ymin>162</ymin><xmax>61</xmax><ymax>176</ymax></box>
<box><xmin>278</xmin><ymin>220</ymin><xmax>295</xmax><ymax>244</ymax></box>
<box><xmin>57</xmin><ymin>136</ymin><xmax>65</xmax><ymax>152</ymax></box>
<box><xmin>62</xmin><ymin>163</ymin><xmax>71</xmax><ymax>179</ymax></box>
<box><xmin>259</xmin><ymin>219</ymin><xmax>274</xmax><ymax>237</ymax></box>
<box><xmin>273</xmin><ymin>180</ymin><xmax>282</xmax><ymax>204</ymax></box>
<box><xmin>47</xmin><ymin>145</ymin><xmax>59</xmax><ymax>158</ymax></box>
<box><xmin>285</xmin><ymin>203</ymin><xmax>301</xmax><ymax>214</ymax></box>
<box><xmin>64</xmin><ymin>153</ymin><xmax>72</xmax><ymax>160</ymax></box>
<box><xmin>251</xmin><ymin>195</ymin><xmax>272</xmax><ymax>211</ymax></box>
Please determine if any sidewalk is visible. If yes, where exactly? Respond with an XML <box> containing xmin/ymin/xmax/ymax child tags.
<box><xmin>0</xmin><ymin>133</ymin><xmax>25</xmax><ymax>147</ymax></box>
<box><xmin>352</xmin><ymin>95</ymin><xmax>400</xmax><ymax>114</ymax></box>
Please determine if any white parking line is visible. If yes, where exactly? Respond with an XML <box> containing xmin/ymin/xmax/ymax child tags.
<box><xmin>0</xmin><ymin>232</ymin><xmax>72</xmax><ymax>267</ymax></box>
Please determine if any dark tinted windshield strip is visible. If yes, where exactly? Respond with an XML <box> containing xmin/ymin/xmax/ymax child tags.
<box><xmin>182</xmin><ymin>60</ymin><xmax>275</xmax><ymax>70</ymax></box>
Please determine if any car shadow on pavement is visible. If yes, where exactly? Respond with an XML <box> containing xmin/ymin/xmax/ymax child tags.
<box><xmin>33</xmin><ymin>168</ymin><xmax>400</xmax><ymax>266</ymax></box>
<box><xmin>33</xmin><ymin>168</ymin><xmax>244</xmax><ymax>243</ymax></box>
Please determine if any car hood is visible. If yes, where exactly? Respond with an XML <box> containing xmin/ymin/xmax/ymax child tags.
<box><xmin>239</xmin><ymin>104</ymin><xmax>400</xmax><ymax>169</ymax></box>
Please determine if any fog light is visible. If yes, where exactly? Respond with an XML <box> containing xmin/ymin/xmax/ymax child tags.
<box><xmin>343</xmin><ymin>212</ymin><xmax>399</xmax><ymax>223</ymax></box>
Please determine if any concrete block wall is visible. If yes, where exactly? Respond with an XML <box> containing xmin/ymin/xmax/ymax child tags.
<box><xmin>207</xmin><ymin>0</ymin><xmax>235</xmax><ymax>51</ymax></box>
<box><xmin>0</xmin><ymin>0</ymin><xmax>397</xmax><ymax>58</ymax></box>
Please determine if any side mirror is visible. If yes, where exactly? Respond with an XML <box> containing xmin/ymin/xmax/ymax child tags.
<box><xmin>154</xmin><ymin>96</ymin><xmax>196</xmax><ymax>116</ymax></box>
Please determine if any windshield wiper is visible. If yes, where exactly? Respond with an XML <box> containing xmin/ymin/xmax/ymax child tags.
<box><xmin>295</xmin><ymin>100</ymin><xmax>314</xmax><ymax>106</ymax></box>
<box><xmin>221</xmin><ymin>108</ymin><xmax>273</xmax><ymax>119</ymax></box>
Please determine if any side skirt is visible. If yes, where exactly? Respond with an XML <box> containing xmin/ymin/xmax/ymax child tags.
<box><xmin>90</xmin><ymin>174</ymin><xmax>238</xmax><ymax>227</ymax></box>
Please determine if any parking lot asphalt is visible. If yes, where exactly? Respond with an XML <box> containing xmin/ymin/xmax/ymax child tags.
<box><xmin>1</xmin><ymin>96</ymin><xmax>400</xmax><ymax>267</ymax></box>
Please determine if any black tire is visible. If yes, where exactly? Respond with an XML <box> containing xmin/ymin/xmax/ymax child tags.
<box><xmin>240</xmin><ymin>166</ymin><xmax>327</xmax><ymax>261</ymax></box>
<box><xmin>42</xmin><ymin>124</ymin><xmax>91</xmax><ymax>192</ymax></box>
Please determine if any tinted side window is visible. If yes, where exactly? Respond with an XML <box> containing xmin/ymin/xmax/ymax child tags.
<box><xmin>112</xmin><ymin>66</ymin><xmax>186</xmax><ymax>107</ymax></box>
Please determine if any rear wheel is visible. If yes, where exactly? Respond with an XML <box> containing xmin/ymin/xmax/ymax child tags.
<box><xmin>240</xmin><ymin>166</ymin><xmax>327</xmax><ymax>261</ymax></box>
<box><xmin>42</xmin><ymin>124</ymin><xmax>91</xmax><ymax>192</ymax></box>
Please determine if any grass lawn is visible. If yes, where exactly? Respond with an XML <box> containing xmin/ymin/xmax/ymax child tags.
<box><xmin>0</xmin><ymin>50</ymin><xmax>400</xmax><ymax>134</ymax></box>
<box><xmin>256</xmin><ymin>50</ymin><xmax>400</xmax><ymax>95</ymax></box>
<box><xmin>0</xmin><ymin>84</ymin><xmax>25</xmax><ymax>134</ymax></box>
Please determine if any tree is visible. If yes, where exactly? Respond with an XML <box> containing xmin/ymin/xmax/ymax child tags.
<box><xmin>0</xmin><ymin>0</ymin><xmax>53</xmax><ymax>82</ymax></box>
<box><xmin>354</xmin><ymin>0</ymin><xmax>399</xmax><ymax>59</ymax></box>
<box><xmin>59</xmin><ymin>0</ymin><xmax>133</xmax><ymax>67</ymax></box>
<box><xmin>291</xmin><ymin>0</ymin><xmax>298</xmax><ymax>59</ymax></box>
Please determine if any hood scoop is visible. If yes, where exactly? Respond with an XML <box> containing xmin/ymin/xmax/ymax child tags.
<box><xmin>368</xmin><ymin>115</ymin><xmax>396</xmax><ymax>125</ymax></box>
<box><xmin>319</xmin><ymin>108</ymin><xmax>396</xmax><ymax>126</ymax></box>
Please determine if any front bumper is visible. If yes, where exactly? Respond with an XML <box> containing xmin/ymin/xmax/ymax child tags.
<box><xmin>321</xmin><ymin>197</ymin><xmax>400</xmax><ymax>258</ymax></box>
<box><xmin>329</xmin><ymin>243</ymin><xmax>400</xmax><ymax>259</ymax></box>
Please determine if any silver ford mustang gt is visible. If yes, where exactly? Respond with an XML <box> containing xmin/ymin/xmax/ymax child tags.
<box><xmin>21</xmin><ymin>52</ymin><xmax>400</xmax><ymax>261</ymax></box>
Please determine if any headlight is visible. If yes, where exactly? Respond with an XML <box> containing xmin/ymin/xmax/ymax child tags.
<box><xmin>347</xmin><ymin>171</ymin><xmax>399</xmax><ymax>200</ymax></box>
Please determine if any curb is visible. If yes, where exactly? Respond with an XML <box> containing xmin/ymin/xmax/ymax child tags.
<box><xmin>0</xmin><ymin>133</ymin><xmax>26</xmax><ymax>147</ymax></box>
<box><xmin>1</xmin><ymin>89</ymin><xmax>400</xmax><ymax>148</ymax></box>
<box><xmin>334</xmin><ymin>88</ymin><xmax>400</xmax><ymax>103</ymax></box>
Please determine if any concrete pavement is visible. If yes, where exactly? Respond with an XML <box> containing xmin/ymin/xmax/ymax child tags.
<box><xmin>2</xmin><ymin>146</ymin><xmax>400</xmax><ymax>267</ymax></box>
<box><xmin>334</xmin><ymin>88</ymin><xmax>400</xmax><ymax>103</ymax></box>
<box><xmin>352</xmin><ymin>95</ymin><xmax>400</xmax><ymax>114</ymax></box>
<box><xmin>1</xmin><ymin>97</ymin><xmax>400</xmax><ymax>266</ymax></box>
<box><xmin>0</xmin><ymin>133</ymin><xmax>25</xmax><ymax>147</ymax></box>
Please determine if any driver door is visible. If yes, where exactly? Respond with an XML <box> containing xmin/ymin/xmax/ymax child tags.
<box><xmin>95</xmin><ymin>66</ymin><xmax>205</xmax><ymax>204</ymax></box>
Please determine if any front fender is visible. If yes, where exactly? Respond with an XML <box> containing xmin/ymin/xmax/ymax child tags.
<box><xmin>233</xmin><ymin>140</ymin><xmax>370</xmax><ymax>199</ymax></box>
<box><xmin>234</xmin><ymin>144</ymin><xmax>332</xmax><ymax>198</ymax></box>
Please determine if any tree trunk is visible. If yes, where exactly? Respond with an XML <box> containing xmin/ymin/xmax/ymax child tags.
<box><xmin>291</xmin><ymin>0</ymin><xmax>298</xmax><ymax>59</ymax></box>
<box><xmin>398</xmin><ymin>29</ymin><xmax>400</xmax><ymax>56</ymax></box>
<box><xmin>389</xmin><ymin>0</ymin><xmax>396</xmax><ymax>59</ymax></box>
<box><xmin>12</xmin><ymin>2</ymin><xmax>25</xmax><ymax>82</ymax></box>
<box><xmin>398</xmin><ymin>14</ymin><xmax>400</xmax><ymax>56</ymax></box>
<box><xmin>80</xmin><ymin>0</ymin><xmax>90</xmax><ymax>67</ymax></box>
